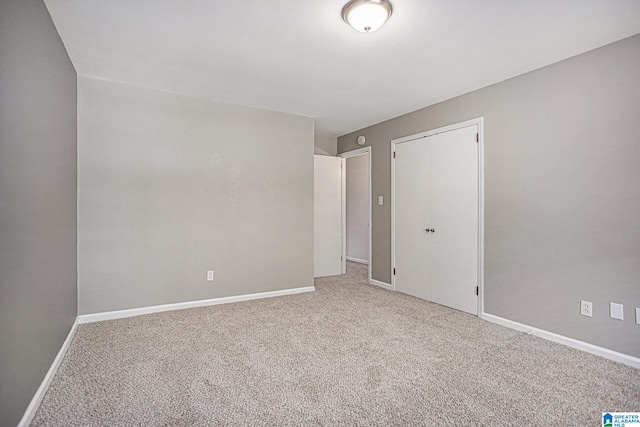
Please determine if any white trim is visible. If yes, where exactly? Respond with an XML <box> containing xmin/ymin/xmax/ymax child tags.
<box><xmin>18</xmin><ymin>318</ymin><xmax>79</xmax><ymax>427</ymax></box>
<box><xmin>78</xmin><ymin>286</ymin><xmax>316</xmax><ymax>324</ymax></box>
<box><xmin>76</xmin><ymin>77</ymin><xmax>80</xmax><ymax>318</ymax></box>
<box><xmin>392</xmin><ymin>119</ymin><xmax>480</xmax><ymax>144</ymax></box>
<box><xmin>339</xmin><ymin>146</ymin><xmax>372</xmax><ymax>284</ymax></box>
<box><xmin>391</xmin><ymin>118</ymin><xmax>485</xmax><ymax>314</ymax></box>
<box><xmin>341</xmin><ymin>157</ymin><xmax>347</xmax><ymax>274</ymax></box>
<box><xmin>481</xmin><ymin>313</ymin><xmax>640</xmax><ymax>369</ymax></box>
<box><xmin>476</xmin><ymin>118</ymin><xmax>485</xmax><ymax>316</ymax></box>
<box><xmin>346</xmin><ymin>256</ymin><xmax>369</xmax><ymax>265</ymax></box>
<box><xmin>369</xmin><ymin>278</ymin><xmax>393</xmax><ymax>291</ymax></box>
<box><xmin>390</xmin><ymin>139</ymin><xmax>397</xmax><ymax>292</ymax></box>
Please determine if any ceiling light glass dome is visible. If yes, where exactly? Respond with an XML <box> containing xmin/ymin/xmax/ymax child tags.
<box><xmin>342</xmin><ymin>0</ymin><xmax>393</xmax><ymax>33</ymax></box>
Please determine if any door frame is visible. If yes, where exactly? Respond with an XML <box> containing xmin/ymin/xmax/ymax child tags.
<box><xmin>338</xmin><ymin>146</ymin><xmax>372</xmax><ymax>284</ymax></box>
<box><xmin>391</xmin><ymin>117</ymin><xmax>485</xmax><ymax>316</ymax></box>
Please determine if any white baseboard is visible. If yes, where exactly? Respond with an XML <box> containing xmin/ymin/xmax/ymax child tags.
<box><xmin>369</xmin><ymin>278</ymin><xmax>393</xmax><ymax>291</ymax></box>
<box><xmin>78</xmin><ymin>286</ymin><xmax>316</xmax><ymax>324</ymax></box>
<box><xmin>346</xmin><ymin>256</ymin><xmax>369</xmax><ymax>265</ymax></box>
<box><xmin>18</xmin><ymin>318</ymin><xmax>79</xmax><ymax>427</ymax></box>
<box><xmin>481</xmin><ymin>313</ymin><xmax>640</xmax><ymax>369</ymax></box>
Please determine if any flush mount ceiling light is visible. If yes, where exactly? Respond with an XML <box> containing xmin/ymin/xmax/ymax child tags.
<box><xmin>342</xmin><ymin>0</ymin><xmax>393</xmax><ymax>33</ymax></box>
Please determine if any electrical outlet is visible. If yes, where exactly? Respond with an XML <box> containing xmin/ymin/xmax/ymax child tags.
<box><xmin>580</xmin><ymin>300</ymin><xmax>592</xmax><ymax>317</ymax></box>
<box><xmin>636</xmin><ymin>308</ymin><xmax>640</xmax><ymax>325</ymax></box>
<box><xmin>207</xmin><ymin>270</ymin><xmax>214</xmax><ymax>282</ymax></box>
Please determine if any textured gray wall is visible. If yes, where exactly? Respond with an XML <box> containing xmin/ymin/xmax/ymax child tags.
<box><xmin>78</xmin><ymin>77</ymin><xmax>314</xmax><ymax>315</ymax></box>
<box><xmin>338</xmin><ymin>34</ymin><xmax>640</xmax><ymax>357</ymax></box>
<box><xmin>0</xmin><ymin>1</ymin><xmax>78</xmax><ymax>425</ymax></box>
<box><xmin>346</xmin><ymin>155</ymin><xmax>369</xmax><ymax>262</ymax></box>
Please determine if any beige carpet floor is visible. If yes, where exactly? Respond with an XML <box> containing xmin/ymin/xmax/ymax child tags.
<box><xmin>32</xmin><ymin>262</ymin><xmax>639</xmax><ymax>426</ymax></box>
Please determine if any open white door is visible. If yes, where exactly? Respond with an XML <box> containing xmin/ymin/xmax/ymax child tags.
<box><xmin>314</xmin><ymin>155</ymin><xmax>343</xmax><ymax>277</ymax></box>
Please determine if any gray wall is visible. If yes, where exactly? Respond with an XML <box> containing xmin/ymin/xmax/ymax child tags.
<box><xmin>338</xmin><ymin>34</ymin><xmax>640</xmax><ymax>357</ymax></box>
<box><xmin>0</xmin><ymin>1</ymin><xmax>78</xmax><ymax>425</ymax></box>
<box><xmin>314</xmin><ymin>134</ymin><xmax>337</xmax><ymax>156</ymax></box>
<box><xmin>78</xmin><ymin>77</ymin><xmax>314</xmax><ymax>314</ymax></box>
<box><xmin>346</xmin><ymin>154</ymin><xmax>369</xmax><ymax>262</ymax></box>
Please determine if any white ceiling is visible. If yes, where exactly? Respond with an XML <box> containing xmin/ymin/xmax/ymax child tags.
<box><xmin>44</xmin><ymin>0</ymin><xmax>640</xmax><ymax>136</ymax></box>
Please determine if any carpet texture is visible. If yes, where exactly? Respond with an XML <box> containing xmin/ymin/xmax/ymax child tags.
<box><xmin>32</xmin><ymin>262</ymin><xmax>640</xmax><ymax>426</ymax></box>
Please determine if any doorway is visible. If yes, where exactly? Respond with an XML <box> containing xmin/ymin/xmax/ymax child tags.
<box><xmin>391</xmin><ymin>118</ymin><xmax>484</xmax><ymax>315</ymax></box>
<box><xmin>339</xmin><ymin>147</ymin><xmax>372</xmax><ymax>283</ymax></box>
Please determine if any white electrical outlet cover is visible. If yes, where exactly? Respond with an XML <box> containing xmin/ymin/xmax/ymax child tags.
<box><xmin>636</xmin><ymin>307</ymin><xmax>640</xmax><ymax>325</ymax></box>
<box><xmin>609</xmin><ymin>302</ymin><xmax>623</xmax><ymax>320</ymax></box>
<box><xmin>580</xmin><ymin>300</ymin><xmax>592</xmax><ymax>317</ymax></box>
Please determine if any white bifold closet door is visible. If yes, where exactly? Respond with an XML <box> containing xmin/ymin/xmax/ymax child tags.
<box><xmin>395</xmin><ymin>139</ymin><xmax>432</xmax><ymax>301</ymax></box>
<box><xmin>395</xmin><ymin>125</ymin><xmax>478</xmax><ymax>315</ymax></box>
<box><xmin>314</xmin><ymin>155</ymin><xmax>343</xmax><ymax>278</ymax></box>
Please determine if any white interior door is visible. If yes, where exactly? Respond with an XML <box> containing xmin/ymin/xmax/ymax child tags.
<box><xmin>393</xmin><ymin>124</ymin><xmax>479</xmax><ymax>315</ymax></box>
<box><xmin>314</xmin><ymin>155</ymin><xmax>343</xmax><ymax>277</ymax></box>
<box><xmin>429</xmin><ymin>126</ymin><xmax>478</xmax><ymax>314</ymax></box>
<box><xmin>395</xmin><ymin>139</ymin><xmax>432</xmax><ymax>300</ymax></box>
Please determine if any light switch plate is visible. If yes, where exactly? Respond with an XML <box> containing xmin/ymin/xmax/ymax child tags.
<box><xmin>636</xmin><ymin>307</ymin><xmax>640</xmax><ymax>325</ymax></box>
<box><xmin>610</xmin><ymin>302</ymin><xmax>623</xmax><ymax>320</ymax></box>
<box><xmin>378</xmin><ymin>196</ymin><xmax>383</xmax><ymax>206</ymax></box>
